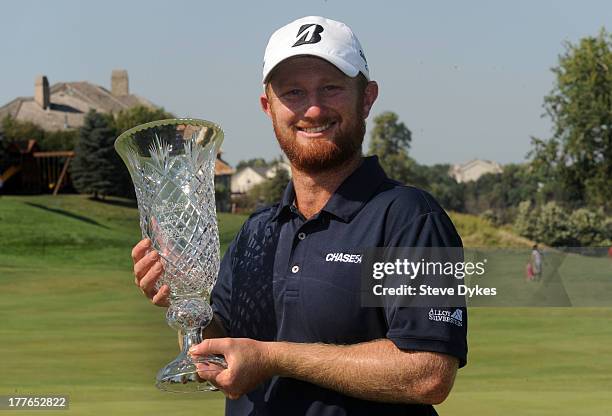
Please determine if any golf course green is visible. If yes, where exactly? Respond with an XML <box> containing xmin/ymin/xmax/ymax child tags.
<box><xmin>1</xmin><ymin>195</ymin><xmax>610</xmax><ymax>415</ymax></box>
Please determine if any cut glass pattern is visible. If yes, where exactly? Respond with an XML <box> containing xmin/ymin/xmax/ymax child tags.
<box><xmin>115</xmin><ymin>119</ymin><xmax>225</xmax><ymax>393</ymax></box>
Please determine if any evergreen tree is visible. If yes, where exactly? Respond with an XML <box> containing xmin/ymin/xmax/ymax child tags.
<box><xmin>71</xmin><ymin>110</ymin><xmax>120</xmax><ymax>199</ymax></box>
<box><xmin>0</xmin><ymin>134</ymin><xmax>8</xmax><ymax>173</ymax></box>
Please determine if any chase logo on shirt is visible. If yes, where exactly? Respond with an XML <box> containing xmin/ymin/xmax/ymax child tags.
<box><xmin>325</xmin><ymin>252</ymin><xmax>362</xmax><ymax>264</ymax></box>
<box><xmin>428</xmin><ymin>308</ymin><xmax>463</xmax><ymax>327</ymax></box>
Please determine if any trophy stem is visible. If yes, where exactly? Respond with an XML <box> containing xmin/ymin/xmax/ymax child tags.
<box><xmin>155</xmin><ymin>298</ymin><xmax>227</xmax><ymax>393</ymax></box>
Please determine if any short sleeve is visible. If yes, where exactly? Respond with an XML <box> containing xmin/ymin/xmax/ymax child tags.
<box><xmin>384</xmin><ymin>209</ymin><xmax>468</xmax><ymax>367</ymax></box>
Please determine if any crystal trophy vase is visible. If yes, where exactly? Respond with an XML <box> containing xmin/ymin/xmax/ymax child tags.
<box><xmin>115</xmin><ymin>119</ymin><xmax>226</xmax><ymax>392</ymax></box>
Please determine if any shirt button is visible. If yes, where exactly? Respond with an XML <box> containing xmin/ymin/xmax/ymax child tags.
<box><xmin>297</xmin><ymin>232</ymin><xmax>306</xmax><ymax>240</ymax></box>
<box><xmin>291</xmin><ymin>265</ymin><xmax>300</xmax><ymax>273</ymax></box>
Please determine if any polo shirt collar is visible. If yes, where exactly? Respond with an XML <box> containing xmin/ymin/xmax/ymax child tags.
<box><xmin>272</xmin><ymin>156</ymin><xmax>387</xmax><ymax>223</ymax></box>
<box><xmin>272</xmin><ymin>178</ymin><xmax>298</xmax><ymax>221</ymax></box>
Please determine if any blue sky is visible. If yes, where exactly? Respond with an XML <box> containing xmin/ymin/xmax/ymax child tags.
<box><xmin>1</xmin><ymin>0</ymin><xmax>610</xmax><ymax>166</ymax></box>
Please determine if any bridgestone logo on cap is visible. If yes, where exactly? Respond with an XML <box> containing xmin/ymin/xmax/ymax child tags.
<box><xmin>292</xmin><ymin>24</ymin><xmax>324</xmax><ymax>47</ymax></box>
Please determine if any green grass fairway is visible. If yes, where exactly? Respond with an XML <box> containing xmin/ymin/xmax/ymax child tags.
<box><xmin>0</xmin><ymin>195</ymin><xmax>244</xmax><ymax>415</ymax></box>
<box><xmin>1</xmin><ymin>195</ymin><xmax>611</xmax><ymax>415</ymax></box>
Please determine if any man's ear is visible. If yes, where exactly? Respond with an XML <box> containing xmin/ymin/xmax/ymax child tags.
<box><xmin>362</xmin><ymin>81</ymin><xmax>379</xmax><ymax>119</ymax></box>
<box><xmin>260</xmin><ymin>90</ymin><xmax>272</xmax><ymax>118</ymax></box>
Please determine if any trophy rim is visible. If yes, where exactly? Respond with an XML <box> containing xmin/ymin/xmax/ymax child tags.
<box><xmin>114</xmin><ymin>118</ymin><xmax>224</xmax><ymax>148</ymax></box>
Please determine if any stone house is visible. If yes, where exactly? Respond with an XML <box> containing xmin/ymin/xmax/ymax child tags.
<box><xmin>0</xmin><ymin>70</ymin><xmax>156</xmax><ymax>132</ymax></box>
<box><xmin>0</xmin><ymin>71</ymin><xmax>236</xmax><ymax>209</ymax></box>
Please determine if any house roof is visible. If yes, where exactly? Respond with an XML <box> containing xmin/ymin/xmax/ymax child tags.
<box><xmin>215</xmin><ymin>155</ymin><xmax>234</xmax><ymax>176</ymax></box>
<box><xmin>251</xmin><ymin>166</ymin><xmax>270</xmax><ymax>177</ymax></box>
<box><xmin>0</xmin><ymin>81</ymin><xmax>157</xmax><ymax>132</ymax></box>
<box><xmin>457</xmin><ymin>158</ymin><xmax>501</xmax><ymax>170</ymax></box>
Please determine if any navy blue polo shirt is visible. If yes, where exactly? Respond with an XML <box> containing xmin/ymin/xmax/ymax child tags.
<box><xmin>211</xmin><ymin>156</ymin><xmax>467</xmax><ymax>416</ymax></box>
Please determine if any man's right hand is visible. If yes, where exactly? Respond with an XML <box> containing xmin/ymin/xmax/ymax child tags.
<box><xmin>132</xmin><ymin>238</ymin><xmax>170</xmax><ymax>307</ymax></box>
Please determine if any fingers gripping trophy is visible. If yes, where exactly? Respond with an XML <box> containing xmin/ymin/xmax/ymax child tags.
<box><xmin>115</xmin><ymin>119</ymin><xmax>227</xmax><ymax>392</ymax></box>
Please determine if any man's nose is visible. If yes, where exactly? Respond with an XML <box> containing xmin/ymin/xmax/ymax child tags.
<box><xmin>303</xmin><ymin>90</ymin><xmax>327</xmax><ymax>114</ymax></box>
<box><xmin>302</xmin><ymin>92</ymin><xmax>326</xmax><ymax>118</ymax></box>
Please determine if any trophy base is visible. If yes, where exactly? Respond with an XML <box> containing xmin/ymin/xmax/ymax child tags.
<box><xmin>156</xmin><ymin>325</ymin><xmax>228</xmax><ymax>393</ymax></box>
<box><xmin>156</xmin><ymin>354</ymin><xmax>220</xmax><ymax>393</ymax></box>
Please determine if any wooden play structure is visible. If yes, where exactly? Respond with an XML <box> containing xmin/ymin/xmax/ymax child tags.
<box><xmin>0</xmin><ymin>140</ymin><xmax>75</xmax><ymax>195</ymax></box>
<box><xmin>0</xmin><ymin>164</ymin><xmax>21</xmax><ymax>184</ymax></box>
<box><xmin>33</xmin><ymin>150</ymin><xmax>76</xmax><ymax>195</ymax></box>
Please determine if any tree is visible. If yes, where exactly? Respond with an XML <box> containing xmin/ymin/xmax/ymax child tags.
<box><xmin>514</xmin><ymin>200</ymin><xmax>611</xmax><ymax>246</ymax></box>
<box><xmin>514</xmin><ymin>201</ymin><xmax>572</xmax><ymax>246</ymax></box>
<box><xmin>260</xmin><ymin>167</ymin><xmax>290</xmax><ymax>203</ymax></box>
<box><xmin>368</xmin><ymin>111</ymin><xmax>413</xmax><ymax>184</ymax></box>
<box><xmin>410</xmin><ymin>163</ymin><xmax>465</xmax><ymax>212</ymax></box>
<box><xmin>568</xmin><ymin>208</ymin><xmax>608</xmax><ymax>246</ymax></box>
<box><xmin>0</xmin><ymin>133</ymin><xmax>8</xmax><ymax>172</ymax></box>
<box><xmin>41</xmin><ymin>129</ymin><xmax>79</xmax><ymax>151</ymax></box>
<box><xmin>215</xmin><ymin>180</ymin><xmax>230</xmax><ymax>212</ymax></box>
<box><xmin>1</xmin><ymin>115</ymin><xmax>79</xmax><ymax>151</ymax></box>
<box><xmin>1</xmin><ymin>115</ymin><xmax>45</xmax><ymax>143</ymax></box>
<box><xmin>534</xmin><ymin>202</ymin><xmax>573</xmax><ymax>246</ymax></box>
<box><xmin>463</xmin><ymin>164</ymin><xmax>540</xmax><ymax>223</ymax></box>
<box><xmin>236</xmin><ymin>158</ymin><xmax>269</xmax><ymax>171</ymax></box>
<box><xmin>235</xmin><ymin>167</ymin><xmax>291</xmax><ymax>212</ymax></box>
<box><xmin>529</xmin><ymin>29</ymin><xmax>612</xmax><ymax>210</ymax></box>
<box><xmin>114</xmin><ymin>105</ymin><xmax>174</xmax><ymax>135</ymax></box>
<box><xmin>514</xmin><ymin>201</ymin><xmax>538</xmax><ymax>241</ymax></box>
<box><xmin>249</xmin><ymin>168</ymin><xmax>290</xmax><ymax>206</ymax></box>
<box><xmin>71</xmin><ymin>110</ymin><xmax>121</xmax><ymax>199</ymax></box>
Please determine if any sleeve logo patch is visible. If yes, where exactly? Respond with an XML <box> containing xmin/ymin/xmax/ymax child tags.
<box><xmin>428</xmin><ymin>308</ymin><xmax>463</xmax><ymax>327</ymax></box>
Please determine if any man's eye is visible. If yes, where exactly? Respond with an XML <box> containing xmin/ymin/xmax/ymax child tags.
<box><xmin>285</xmin><ymin>89</ymin><xmax>303</xmax><ymax>97</ymax></box>
<box><xmin>323</xmin><ymin>85</ymin><xmax>340</xmax><ymax>92</ymax></box>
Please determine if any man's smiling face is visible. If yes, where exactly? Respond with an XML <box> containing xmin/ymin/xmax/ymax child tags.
<box><xmin>261</xmin><ymin>56</ymin><xmax>377</xmax><ymax>172</ymax></box>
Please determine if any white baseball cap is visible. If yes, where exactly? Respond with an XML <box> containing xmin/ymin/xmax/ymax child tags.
<box><xmin>262</xmin><ymin>16</ymin><xmax>370</xmax><ymax>84</ymax></box>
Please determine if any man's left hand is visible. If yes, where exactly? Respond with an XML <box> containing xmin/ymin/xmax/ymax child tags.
<box><xmin>190</xmin><ymin>338</ymin><xmax>274</xmax><ymax>400</ymax></box>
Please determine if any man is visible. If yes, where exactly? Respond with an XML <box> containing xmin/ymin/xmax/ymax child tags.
<box><xmin>132</xmin><ymin>16</ymin><xmax>467</xmax><ymax>415</ymax></box>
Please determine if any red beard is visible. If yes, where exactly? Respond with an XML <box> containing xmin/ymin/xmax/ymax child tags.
<box><xmin>272</xmin><ymin>113</ymin><xmax>365</xmax><ymax>173</ymax></box>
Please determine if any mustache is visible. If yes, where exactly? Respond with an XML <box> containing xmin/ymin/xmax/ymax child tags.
<box><xmin>295</xmin><ymin>119</ymin><xmax>335</xmax><ymax>127</ymax></box>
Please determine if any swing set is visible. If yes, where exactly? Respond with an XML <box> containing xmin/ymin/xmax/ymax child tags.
<box><xmin>0</xmin><ymin>140</ymin><xmax>75</xmax><ymax>195</ymax></box>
